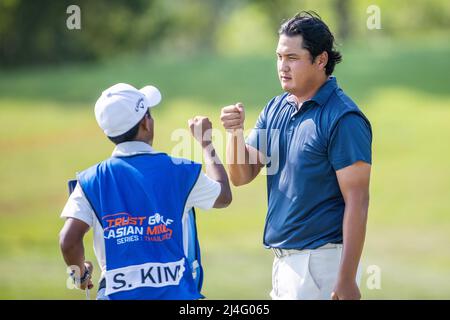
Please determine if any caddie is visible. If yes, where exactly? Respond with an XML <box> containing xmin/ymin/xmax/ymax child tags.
<box><xmin>59</xmin><ymin>83</ymin><xmax>231</xmax><ymax>300</ymax></box>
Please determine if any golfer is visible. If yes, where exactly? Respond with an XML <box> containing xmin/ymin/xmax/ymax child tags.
<box><xmin>221</xmin><ymin>11</ymin><xmax>372</xmax><ymax>300</ymax></box>
<box><xmin>59</xmin><ymin>83</ymin><xmax>231</xmax><ymax>300</ymax></box>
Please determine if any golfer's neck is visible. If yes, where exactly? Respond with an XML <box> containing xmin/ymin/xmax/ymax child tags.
<box><xmin>294</xmin><ymin>75</ymin><xmax>328</xmax><ymax>104</ymax></box>
<box><xmin>133</xmin><ymin>137</ymin><xmax>152</xmax><ymax>145</ymax></box>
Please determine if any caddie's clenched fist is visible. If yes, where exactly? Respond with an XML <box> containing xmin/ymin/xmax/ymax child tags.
<box><xmin>188</xmin><ymin>116</ymin><xmax>212</xmax><ymax>147</ymax></box>
<box><xmin>220</xmin><ymin>102</ymin><xmax>245</xmax><ymax>131</ymax></box>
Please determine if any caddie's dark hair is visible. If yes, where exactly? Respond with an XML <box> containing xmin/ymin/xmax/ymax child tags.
<box><xmin>107</xmin><ymin>109</ymin><xmax>149</xmax><ymax>145</ymax></box>
<box><xmin>278</xmin><ymin>11</ymin><xmax>342</xmax><ymax>75</ymax></box>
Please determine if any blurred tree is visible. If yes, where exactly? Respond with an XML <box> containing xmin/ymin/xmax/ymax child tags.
<box><xmin>0</xmin><ymin>0</ymin><xmax>228</xmax><ymax>66</ymax></box>
<box><xmin>0</xmin><ymin>0</ymin><xmax>154</xmax><ymax>66</ymax></box>
<box><xmin>1</xmin><ymin>0</ymin><xmax>449</xmax><ymax>67</ymax></box>
<box><xmin>253</xmin><ymin>0</ymin><xmax>297</xmax><ymax>31</ymax></box>
<box><xmin>215</xmin><ymin>2</ymin><xmax>276</xmax><ymax>56</ymax></box>
<box><xmin>335</xmin><ymin>0</ymin><xmax>350</xmax><ymax>40</ymax></box>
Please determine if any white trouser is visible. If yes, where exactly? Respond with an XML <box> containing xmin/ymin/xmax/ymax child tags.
<box><xmin>270</xmin><ymin>243</ymin><xmax>361</xmax><ymax>300</ymax></box>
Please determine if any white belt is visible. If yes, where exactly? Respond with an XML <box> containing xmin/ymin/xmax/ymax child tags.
<box><xmin>271</xmin><ymin>243</ymin><xmax>342</xmax><ymax>259</ymax></box>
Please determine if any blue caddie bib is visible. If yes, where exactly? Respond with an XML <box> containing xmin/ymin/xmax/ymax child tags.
<box><xmin>78</xmin><ymin>153</ymin><xmax>203</xmax><ymax>300</ymax></box>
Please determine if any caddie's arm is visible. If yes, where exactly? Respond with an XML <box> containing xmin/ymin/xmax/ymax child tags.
<box><xmin>188</xmin><ymin>116</ymin><xmax>232</xmax><ymax>208</ymax></box>
<box><xmin>220</xmin><ymin>103</ymin><xmax>265</xmax><ymax>186</ymax></box>
<box><xmin>59</xmin><ymin>217</ymin><xmax>94</xmax><ymax>290</ymax></box>
<box><xmin>332</xmin><ymin>161</ymin><xmax>371</xmax><ymax>300</ymax></box>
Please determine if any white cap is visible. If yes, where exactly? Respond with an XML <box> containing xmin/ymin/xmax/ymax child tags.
<box><xmin>94</xmin><ymin>83</ymin><xmax>162</xmax><ymax>137</ymax></box>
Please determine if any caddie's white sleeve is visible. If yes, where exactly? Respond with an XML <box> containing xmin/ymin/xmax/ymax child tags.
<box><xmin>185</xmin><ymin>171</ymin><xmax>221</xmax><ymax>210</ymax></box>
<box><xmin>60</xmin><ymin>182</ymin><xmax>95</xmax><ymax>227</ymax></box>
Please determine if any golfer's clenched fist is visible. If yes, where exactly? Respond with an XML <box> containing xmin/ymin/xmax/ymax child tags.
<box><xmin>220</xmin><ymin>102</ymin><xmax>245</xmax><ymax>131</ymax></box>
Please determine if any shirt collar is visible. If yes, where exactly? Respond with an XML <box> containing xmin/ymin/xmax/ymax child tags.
<box><xmin>286</xmin><ymin>76</ymin><xmax>338</xmax><ymax>108</ymax></box>
<box><xmin>310</xmin><ymin>76</ymin><xmax>338</xmax><ymax>106</ymax></box>
<box><xmin>286</xmin><ymin>94</ymin><xmax>300</xmax><ymax>105</ymax></box>
<box><xmin>112</xmin><ymin>141</ymin><xmax>156</xmax><ymax>157</ymax></box>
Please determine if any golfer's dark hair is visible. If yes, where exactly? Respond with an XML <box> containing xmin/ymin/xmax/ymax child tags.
<box><xmin>107</xmin><ymin>110</ymin><xmax>149</xmax><ymax>145</ymax></box>
<box><xmin>278</xmin><ymin>11</ymin><xmax>342</xmax><ymax>75</ymax></box>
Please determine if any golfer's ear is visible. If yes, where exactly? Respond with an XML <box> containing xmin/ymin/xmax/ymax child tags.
<box><xmin>316</xmin><ymin>51</ymin><xmax>328</xmax><ymax>70</ymax></box>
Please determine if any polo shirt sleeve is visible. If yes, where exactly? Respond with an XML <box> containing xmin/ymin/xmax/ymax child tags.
<box><xmin>60</xmin><ymin>182</ymin><xmax>94</xmax><ymax>227</ymax></box>
<box><xmin>328</xmin><ymin>112</ymin><xmax>372</xmax><ymax>171</ymax></box>
<box><xmin>245</xmin><ymin>108</ymin><xmax>267</xmax><ymax>156</ymax></box>
<box><xmin>185</xmin><ymin>171</ymin><xmax>221</xmax><ymax>210</ymax></box>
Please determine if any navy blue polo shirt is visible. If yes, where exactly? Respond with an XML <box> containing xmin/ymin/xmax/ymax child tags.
<box><xmin>246</xmin><ymin>77</ymin><xmax>372</xmax><ymax>250</ymax></box>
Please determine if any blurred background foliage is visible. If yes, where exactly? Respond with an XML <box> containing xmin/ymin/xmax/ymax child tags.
<box><xmin>0</xmin><ymin>0</ymin><xmax>449</xmax><ymax>299</ymax></box>
<box><xmin>1</xmin><ymin>0</ymin><xmax>450</xmax><ymax>66</ymax></box>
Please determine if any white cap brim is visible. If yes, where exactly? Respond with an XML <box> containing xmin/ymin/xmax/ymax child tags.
<box><xmin>140</xmin><ymin>85</ymin><xmax>162</xmax><ymax>108</ymax></box>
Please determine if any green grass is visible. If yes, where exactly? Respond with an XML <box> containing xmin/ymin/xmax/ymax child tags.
<box><xmin>0</xmin><ymin>39</ymin><xmax>450</xmax><ymax>299</ymax></box>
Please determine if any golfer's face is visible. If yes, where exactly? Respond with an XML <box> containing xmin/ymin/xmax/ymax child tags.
<box><xmin>276</xmin><ymin>35</ymin><xmax>315</xmax><ymax>94</ymax></box>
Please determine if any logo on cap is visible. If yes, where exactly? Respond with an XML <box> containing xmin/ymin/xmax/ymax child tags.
<box><xmin>135</xmin><ymin>98</ymin><xmax>145</xmax><ymax>112</ymax></box>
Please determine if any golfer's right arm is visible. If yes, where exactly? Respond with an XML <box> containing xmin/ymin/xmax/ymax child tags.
<box><xmin>221</xmin><ymin>104</ymin><xmax>264</xmax><ymax>186</ymax></box>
